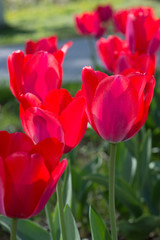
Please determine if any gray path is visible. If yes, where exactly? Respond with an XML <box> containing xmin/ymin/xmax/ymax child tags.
<box><xmin>0</xmin><ymin>38</ymin><xmax>99</xmax><ymax>84</ymax></box>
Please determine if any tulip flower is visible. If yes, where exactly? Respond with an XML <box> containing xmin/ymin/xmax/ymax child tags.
<box><xmin>114</xmin><ymin>7</ymin><xmax>156</xmax><ymax>34</ymax></box>
<box><xmin>126</xmin><ymin>7</ymin><xmax>160</xmax><ymax>54</ymax></box>
<box><xmin>82</xmin><ymin>66</ymin><xmax>155</xmax><ymax>143</ymax></box>
<box><xmin>74</xmin><ymin>11</ymin><xmax>106</xmax><ymax>38</ymax></box>
<box><xmin>82</xmin><ymin>66</ymin><xmax>155</xmax><ymax>240</ymax></box>
<box><xmin>18</xmin><ymin>89</ymin><xmax>87</xmax><ymax>240</ymax></box>
<box><xmin>97</xmin><ymin>36</ymin><xmax>156</xmax><ymax>75</ymax></box>
<box><xmin>0</xmin><ymin>131</ymin><xmax>66</xmax><ymax>219</ymax></box>
<box><xmin>114</xmin><ymin>6</ymin><xmax>160</xmax><ymax>54</ymax></box>
<box><xmin>25</xmin><ymin>35</ymin><xmax>72</xmax><ymax>63</ymax></box>
<box><xmin>96</xmin><ymin>36</ymin><xmax>130</xmax><ymax>73</ymax></box>
<box><xmin>8</xmin><ymin>50</ymin><xmax>63</xmax><ymax>101</ymax></box>
<box><xmin>95</xmin><ymin>4</ymin><xmax>113</xmax><ymax>22</ymax></box>
<box><xmin>19</xmin><ymin>88</ymin><xmax>88</xmax><ymax>153</ymax></box>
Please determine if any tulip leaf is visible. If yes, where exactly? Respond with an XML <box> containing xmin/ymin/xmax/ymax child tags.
<box><xmin>52</xmin><ymin>162</ymin><xmax>73</xmax><ymax>240</ymax></box>
<box><xmin>138</xmin><ymin>129</ymin><xmax>152</xmax><ymax>191</ymax></box>
<box><xmin>89</xmin><ymin>206</ymin><xmax>111</xmax><ymax>240</ymax></box>
<box><xmin>125</xmin><ymin>136</ymin><xmax>137</xmax><ymax>158</ymax></box>
<box><xmin>63</xmin><ymin>204</ymin><xmax>81</xmax><ymax>240</ymax></box>
<box><xmin>85</xmin><ymin>174</ymin><xmax>142</xmax><ymax>217</ymax></box>
<box><xmin>116</xmin><ymin>142</ymin><xmax>135</xmax><ymax>183</ymax></box>
<box><xmin>141</xmin><ymin>167</ymin><xmax>156</xmax><ymax>214</ymax></box>
<box><xmin>119</xmin><ymin>216</ymin><xmax>160</xmax><ymax>240</ymax></box>
<box><xmin>151</xmin><ymin>179</ymin><xmax>160</xmax><ymax>214</ymax></box>
<box><xmin>71</xmin><ymin>156</ymin><xmax>102</xmax><ymax>219</ymax></box>
<box><xmin>52</xmin><ymin>204</ymin><xmax>61</xmax><ymax>240</ymax></box>
<box><xmin>126</xmin><ymin>129</ymin><xmax>152</xmax><ymax>193</ymax></box>
<box><xmin>0</xmin><ymin>216</ymin><xmax>50</xmax><ymax>240</ymax></box>
<box><xmin>62</xmin><ymin>160</ymin><xmax>72</xmax><ymax>207</ymax></box>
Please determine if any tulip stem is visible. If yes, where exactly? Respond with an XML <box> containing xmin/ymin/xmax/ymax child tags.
<box><xmin>56</xmin><ymin>180</ymin><xmax>67</xmax><ymax>240</ymax></box>
<box><xmin>109</xmin><ymin>143</ymin><xmax>117</xmax><ymax>240</ymax></box>
<box><xmin>10</xmin><ymin>218</ymin><xmax>18</xmax><ymax>240</ymax></box>
<box><xmin>45</xmin><ymin>202</ymin><xmax>56</xmax><ymax>240</ymax></box>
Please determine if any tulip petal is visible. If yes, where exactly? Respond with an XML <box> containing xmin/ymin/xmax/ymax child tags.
<box><xmin>31</xmin><ymin>158</ymin><xmax>67</xmax><ymax>217</ymax></box>
<box><xmin>20</xmin><ymin>93</ymin><xmax>42</xmax><ymax>110</ymax></box>
<box><xmin>0</xmin><ymin>156</ymin><xmax>6</xmax><ymax>215</ymax></box>
<box><xmin>25</xmin><ymin>36</ymin><xmax>58</xmax><ymax>54</ymax></box>
<box><xmin>0</xmin><ymin>131</ymin><xmax>10</xmax><ymax>159</ymax></box>
<box><xmin>23</xmin><ymin>51</ymin><xmax>62</xmax><ymax>100</ymax></box>
<box><xmin>9</xmin><ymin>132</ymin><xmax>34</xmax><ymax>154</ymax></box>
<box><xmin>60</xmin><ymin>41</ymin><xmax>73</xmax><ymax>55</ymax></box>
<box><xmin>20</xmin><ymin>107</ymin><xmax>64</xmax><ymax>144</ymax></box>
<box><xmin>32</xmin><ymin>137</ymin><xmax>64</xmax><ymax>173</ymax></box>
<box><xmin>60</xmin><ymin>96</ymin><xmax>88</xmax><ymax>153</ymax></box>
<box><xmin>82</xmin><ymin>66</ymin><xmax>107</xmax><ymax>133</ymax></box>
<box><xmin>43</xmin><ymin>88</ymin><xmax>73</xmax><ymax>115</ymax></box>
<box><xmin>148</xmin><ymin>29</ymin><xmax>160</xmax><ymax>55</ymax></box>
<box><xmin>82</xmin><ymin>66</ymin><xmax>100</xmax><ymax>108</ymax></box>
<box><xmin>4</xmin><ymin>152</ymin><xmax>50</xmax><ymax>218</ymax></box>
<box><xmin>7</xmin><ymin>50</ymin><xmax>25</xmax><ymax>100</ymax></box>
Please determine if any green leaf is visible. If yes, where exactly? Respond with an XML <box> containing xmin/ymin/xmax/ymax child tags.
<box><xmin>64</xmin><ymin>204</ymin><xmax>81</xmax><ymax>240</ymax></box>
<box><xmin>89</xmin><ymin>206</ymin><xmax>111</xmax><ymax>240</ymax></box>
<box><xmin>119</xmin><ymin>216</ymin><xmax>160</xmax><ymax>240</ymax></box>
<box><xmin>52</xmin><ymin>204</ymin><xmax>60</xmax><ymax>240</ymax></box>
<box><xmin>138</xmin><ymin>129</ymin><xmax>152</xmax><ymax>191</ymax></box>
<box><xmin>52</xmin><ymin>161</ymin><xmax>73</xmax><ymax>240</ymax></box>
<box><xmin>62</xmin><ymin>160</ymin><xmax>72</xmax><ymax>207</ymax></box>
<box><xmin>125</xmin><ymin>136</ymin><xmax>138</xmax><ymax>158</ymax></box>
<box><xmin>0</xmin><ymin>216</ymin><xmax>50</xmax><ymax>240</ymax></box>
<box><xmin>116</xmin><ymin>142</ymin><xmax>135</xmax><ymax>182</ymax></box>
<box><xmin>151</xmin><ymin>179</ymin><xmax>160</xmax><ymax>214</ymax></box>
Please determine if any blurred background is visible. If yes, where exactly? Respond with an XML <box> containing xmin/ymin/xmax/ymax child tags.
<box><xmin>0</xmin><ymin>0</ymin><xmax>159</xmax><ymax>45</ymax></box>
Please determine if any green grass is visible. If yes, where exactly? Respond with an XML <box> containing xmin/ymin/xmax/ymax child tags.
<box><xmin>0</xmin><ymin>0</ymin><xmax>160</xmax><ymax>45</ymax></box>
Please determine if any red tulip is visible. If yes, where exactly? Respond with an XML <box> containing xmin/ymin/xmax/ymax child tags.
<box><xmin>124</xmin><ymin>7</ymin><xmax>160</xmax><ymax>54</ymax></box>
<box><xmin>97</xmin><ymin>36</ymin><xmax>156</xmax><ymax>75</ymax></box>
<box><xmin>82</xmin><ymin>66</ymin><xmax>155</xmax><ymax>142</ymax></box>
<box><xmin>114</xmin><ymin>6</ymin><xmax>160</xmax><ymax>54</ymax></box>
<box><xmin>113</xmin><ymin>9</ymin><xmax>129</xmax><ymax>34</ymax></box>
<box><xmin>19</xmin><ymin>89</ymin><xmax>88</xmax><ymax>153</ymax></box>
<box><xmin>25</xmin><ymin>35</ymin><xmax>72</xmax><ymax>63</ymax></box>
<box><xmin>95</xmin><ymin>4</ymin><xmax>113</xmax><ymax>22</ymax></box>
<box><xmin>0</xmin><ymin>131</ymin><xmax>66</xmax><ymax>219</ymax></box>
<box><xmin>96</xmin><ymin>36</ymin><xmax>130</xmax><ymax>73</ymax></box>
<box><xmin>114</xmin><ymin>7</ymin><xmax>157</xmax><ymax>36</ymax></box>
<box><xmin>74</xmin><ymin>11</ymin><xmax>106</xmax><ymax>38</ymax></box>
<box><xmin>8</xmin><ymin>50</ymin><xmax>63</xmax><ymax>101</ymax></box>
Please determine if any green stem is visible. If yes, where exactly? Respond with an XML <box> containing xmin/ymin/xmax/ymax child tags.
<box><xmin>10</xmin><ymin>218</ymin><xmax>18</xmax><ymax>240</ymax></box>
<box><xmin>45</xmin><ymin>202</ymin><xmax>56</xmax><ymax>240</ymax></box>
<box><xmin>109</xmin><ymin>143</ymin><xmax>118</xmax><ymax>240</ymax></box>
<box><xmin>56</xmin><ymin>180</ymin><xmax>67</xmax><ymax>240</ymax></box>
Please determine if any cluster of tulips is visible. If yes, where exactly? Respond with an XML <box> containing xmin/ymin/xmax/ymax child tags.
<box><xmin>75</xmin><ymin>5</ymin><xmax>160</xmax><ymax>76</ymax></box>
<box><xmin>0</xmin><ymin>3</ymin><xmax>159</xmax><ymax>240</ymax></box>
